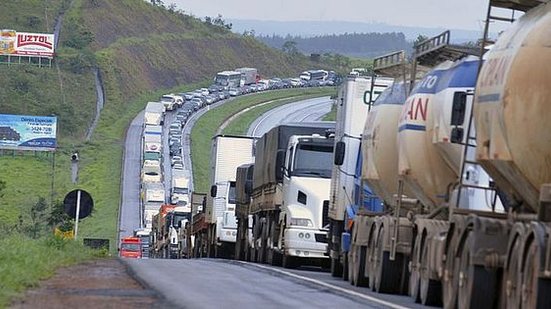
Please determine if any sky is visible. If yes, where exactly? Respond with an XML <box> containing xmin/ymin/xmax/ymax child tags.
<box><xmin>171</xmin><ymin>0</ymin><xmax>492</xmax><ymax>31</ymax></box>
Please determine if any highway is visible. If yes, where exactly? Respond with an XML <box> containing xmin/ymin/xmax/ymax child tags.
<box><xmin>248</xmin><ymin>96</ymin><xmax>332</xmax><ymax>137</ymax></box>
<box><xmin>120</xmin><ymin>94</ymin><xmax>423</xmax><ymax>308</ymax></box>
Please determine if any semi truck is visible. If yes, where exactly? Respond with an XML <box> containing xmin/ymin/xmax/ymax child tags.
<box><xmin>143</xmin><ymin>124</ymin><xmax>162</xmax><ymax>154</ymax></box>
<box><xmin>326</xmin><ymin>76</ymin><xmax>392</xmax><ymax>278</ymax></box>
<box><xmin>171</xmin><ymin>170</ymin><xmax>190</xmax><ymax>206</ymax></box>
<box><xmin>235</xmin><ymin>67</ymin><xmax>258</xmax><ymax>85</ymax></box>
<box><xmin>133</xmin><ymin>228</ymin><xmax>151</xmax><ymax>258</ymax></box>
<box><xmin>151</xmin><ymin>204</ymin><xmax>191</xmax><ymax>259</ymax></box>
<box><xmin>234</xmin><ymin>163</ymin><xmax>254</xmax><ymax>261</ymax></box>
<box><xmin>244</xmin><ymin>123</ymin><xmax>335</xmax><ymax>268</ymax></box>
<box><xmin>335</xmin><ymin>3</ymin><xmax>551</xmax><ymax>305</ymax></box>
<box><xmin>192</xmin><ymin>135</ymin><xmax>255</xmax><ymax>258</ymax></box>
<box><xmin>144</xmin><ymin>102</ymin><xmax>165</xmax><ymax>126</ymax></box>
<box><xmin>141</xmin><ymin>182</ymin><xmax>166</xmax><ymax>229</ymax></box>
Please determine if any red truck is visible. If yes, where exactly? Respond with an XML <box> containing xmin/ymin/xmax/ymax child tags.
<box><xmin>119</xmin><ymin>237</ymin><xmax>142</xmax><ymax>258</ymax></box>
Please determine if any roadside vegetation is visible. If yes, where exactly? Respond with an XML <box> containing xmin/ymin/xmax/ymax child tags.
<box><xmin>0</xmin><ymin>234</ymin><xmax>102</xmax><ymax>308</ymax></box>
<box><xmin>191</xmin><ymin>88</ymin><xmax>335</xmax><ymax>192</ymax></box>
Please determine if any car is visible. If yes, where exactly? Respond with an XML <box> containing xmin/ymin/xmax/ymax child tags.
<box><xmin>228</xmin><ymin>88</ymin><xmax>240</xmax><ymax>96</ymax></box>
<box><xmin>176</xmin><ymin>114</ymin><xmax>187</xmax><ymax>124</ymax></box>
<box><xmin>208</xmin><ymin>85</ymin><xmax>220</xmax><ymax>93</ymax></box>
<box><xmin>171</xmin><ymin>155</ymin><xmax>183</xmax><ymax>166</ymax></box>
<box><xmin>218</xmin><ymin>92</ymin><xmax>227</xmax><ymax>100</ymax></box>
<box><xmin>204</xmin><ymin>95</ymin><xmax>215</xmax><ymax>105</ymax></box>
<box><xmin>170</xmin><ymin>122</ymin><xmax>181</xmax><ymax>130</ymax></box>
<box><xmin>200</xmin><ymin>88</ymin><xmax>209</xmax><ymax>96</ymax></box>
<box><xmin>172</xmin><ymin>162</ymin><xmax>184</xmax><ymax>170</ymax></box>
<box><xmin>169</xmin><ymin>144</ymin><xmax>181</xmax><ymax>156</ymax></box>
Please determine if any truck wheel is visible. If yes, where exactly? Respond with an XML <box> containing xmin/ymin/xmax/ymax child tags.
<box><xmin>374</xmin><ymin>227</ymin><xmax>403</xmax><ymax>294</ymax></box>
<box><xmin>521</xmin><ymin>238</ymin><xmax>551</xmax><ymax>308</ymax></box>
<box><xmin>349</xmin><ymin>246</ymin><xmax>356</xmax><ymax>285</ymax></box>
<box><xmin>501</xmin><ymin>235</ymin><xmax>522</xmax><ymax>309</ymax></box>
<box><xmin>458</xmin><ymin>232</ymin><xmax>497</xmax><ymax>309</ymax></box>
<box><xmin>409</xmin><ymin>235</ymin><xmax>421</xmax><ymax>302</ymax></box>
<box><xmin>443</xmin><ymin>239</ymin><xmax>459</xmax><ymax>309</ymax></box>
<box><xmin>420</xmin><ymin>238</ymin><xmax>442</xmax><ymax>306</ymax></box>
<box><xmin>342</xmin><ymin>253</ymin><xmax>349</xmax><ymax>281</ymax></box>
<box><xmin>330</xmin><ymin>257</ymin><xmax>343</xmax><ymax>277</ymax></box>
<box><xmin>353</xmin><ymin>246</ymin><xmax>369</xmax><ymax>287</ymax></box>
<box><xmin>283</xmin><ymin>254</ymin><xmax>298</xmax><ymax>269</ymax></box>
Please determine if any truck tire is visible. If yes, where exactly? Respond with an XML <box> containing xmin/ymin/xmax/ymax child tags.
<box><xmin>373</xmin><ymin>227</ymin><xmax>403</xmax><ymax>294</ymax></box>
<box><xmin>331</xmin><ymin>257</ymin><xmax>343</xmax><ymax>278</ymax></box>
<box><xmin>501</xmin><ymin>234</ymin><xmax>521</xmax><ymax>309</ymax></box>
<box><xmin>521</xmin><ymin>238</ymin><xmax>551</xmax><ymax>309</ymax></box>
<box><xmin>458</xmin><ymin>232</ymin><xmax>497</xmax><ymax>309</ymax></box>
<box><xmin>442</xmin><ymin>239</ymin><xmax>459</xmax><ymax>309</ymax></box>
<box><xmin>409</xmin><ymin>234</ymin><xmax>421</xmax><ymax>302</ymax></box>
<box><xmin>353</xmin><ymin>246</ymin><xmax>369</xmax><ymax>287</ymax></box>
<box><xmin>283</xmin><ymin>254</ymin><xmax>298</xmax><ymax>269</ymax></box>
<box><xmin>420</xmin><ymin>238</ymin><xmax>442</xmax><ymax>306</ymax></box>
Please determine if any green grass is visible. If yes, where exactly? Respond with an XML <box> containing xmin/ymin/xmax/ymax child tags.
<box><xmin>222</xmin><ymin>93</ymin><xmax>334</xmax><ymax>135</ymax></box>
<box><xmin>0</xmin><ymin>234</ymin><xmax>101</xmax><ymax>308</ymax></box>
<box><xmin>191</xmin><ymin>88</ymin><xmax>336</xmax><ymax>193</ymax></box>
<box><xmin>323</xmin><ymin>102</ymin><xmax>337</xmax><ymax>121</ymax></box>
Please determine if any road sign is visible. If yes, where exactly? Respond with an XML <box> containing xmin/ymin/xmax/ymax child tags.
<box><xmin>63</xmin><ymin>189</ymin><xmax>93</xmax><ymax>219</ymax></box>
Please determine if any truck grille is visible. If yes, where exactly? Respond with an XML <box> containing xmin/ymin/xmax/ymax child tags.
<box><xmin>315</xmin><ymin>233</ymin><xmax>328</xmax><ymax>243</ymax></box>
<box><xmin>322</xmin><ymin>200</ymin><xmax>329</xmax><ymax>227</ymax></box>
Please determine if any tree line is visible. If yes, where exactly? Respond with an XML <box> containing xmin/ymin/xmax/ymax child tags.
<box><xmin>256</xmin><ymin>32</ymin><xmax>412</xmax><ymax>58</ymax></box>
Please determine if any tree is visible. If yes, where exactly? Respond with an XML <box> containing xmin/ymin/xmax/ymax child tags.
<box><xmin>28</xmin><ymin>197</ymin><xmax>48</xmax><ymax>238</ymax></box>
<box><xmin>282</xmin><ymin>40</ymin><xmax>299</xmax><ymax>55</ymax></box>
<box><xmin>413</xmin><ymin>34</ymin><xmax>429</xmax><ymax>47</ymax></box>
<box><xmin>47</xmin><ymin>200</ymin><xmax>73</xmax><ymax>232</ymax></box>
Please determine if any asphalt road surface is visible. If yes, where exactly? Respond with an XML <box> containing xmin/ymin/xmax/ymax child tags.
<box><xmin>120</xmin><ymin>94</ymin><xmax>425</xmax><ymax>309</ymax></box>
<box><xmin>248</xmin><ymin>96</ymin><xmax>333</xmax><ymax>137</ymax></box>
<box><xmin>125</xmin><ymin>258</ymin><xmax>407</xmax><ymax>309</ymax></box>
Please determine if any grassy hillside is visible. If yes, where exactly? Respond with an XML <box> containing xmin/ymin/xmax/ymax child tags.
<box><xmin>0</xmin><ymin>0</ymin><xmax>329</xmax><ymax>244</ymax></box>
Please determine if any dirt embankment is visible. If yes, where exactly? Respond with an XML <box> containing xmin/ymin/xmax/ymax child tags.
<box><xmin>11</xmin><ymin>259</ymin><xmax>169</xmax><ymax>309</ymax></box>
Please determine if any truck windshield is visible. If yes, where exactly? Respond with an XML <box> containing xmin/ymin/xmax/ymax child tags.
<box><xmin>121</xmin><ymin>243</ymin><xmax>141</xmax><ymax>251</ymax></box>
<box><xmin>172</xmin><ymin>213</ymin><xmax>191</xmax><ymax>227</ymax></box>
<box><xmin>228</xmin><ymin>182</ymin><xmax>237</xmax><ymax>204</ymax></box>
<box><xmin>292</xmin><ymin>143</ymin><xmax>333</xmax><ymax>178</ymax></box>
<box><xmin>173</xmin><ymin>187</ymin><xmax>188</xmax><ymax>194</ymax></box>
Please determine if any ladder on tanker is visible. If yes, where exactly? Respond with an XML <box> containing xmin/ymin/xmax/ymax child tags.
<box><xmin>453</xmin><ymin>0</ymin><xmax>546</xmax><ymax>214</ymax></box>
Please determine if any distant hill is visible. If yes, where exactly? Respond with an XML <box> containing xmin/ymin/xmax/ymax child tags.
<box><xmin>0</xmin><ymin>0</ymin><xmax>323</xmax><ymax>139</ymax></box>
<box><xmin>230</xmin><ymin>19</ymin><xmax>485</xmax><ymax>44</ymax></box>
<box><xmin>257</xmin><ymin>33</ymin><xmax>412</xmax><ymax>58</ymax></box>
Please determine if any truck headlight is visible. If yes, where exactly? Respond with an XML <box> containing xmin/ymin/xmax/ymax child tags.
<box><xmin>290</xmin><ymin>218</ymin><xmax>313</xmax><ymax>227</ymax></box>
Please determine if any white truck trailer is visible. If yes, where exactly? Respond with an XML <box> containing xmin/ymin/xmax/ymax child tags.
<box><xmin>144</xmin><ymin>102</ymin><xmax>165</xmax><ymax>126</ymax></box>
<box><xmin>193</xmin><ymin>135</ymin><xmax>255</xmax><ymax>258</ymax></box>
<box><xmin>327</xmin><ymin>76</ymin><xmax>392</xmax><ymax>277</ymax></box>
<box><xmin>141</xmin><ymin>182</ymin><xmax>166</xmax><ymax>229</ymax></box>
<box><xmin>235</xmin><ymin>67</ymin><xmax>258</xmax><ymax>85</ymax></box>
<box><xmin>171</xmin><ymin>170</ymin><xmax>191</xmax><ymax>208</ymax></box>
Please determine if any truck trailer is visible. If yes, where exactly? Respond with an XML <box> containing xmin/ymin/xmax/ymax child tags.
<box><xmin>192</xmin><ymin>135</ymin><xmax>255</xmax><ymax>258</ymax></box>
<box><xmin>144</xmin><ymin>102</ymin><xmax>165</xmax><ymax>126</ymax></box>
<box><xmin>235</xmin><ymin>67</ymin><xmax>258</xmax><ymax>85</ymax></box>
<box><xmin>327</xmin><ymin>75</ymin><xmax>393</xmax><ymax>278</ymax></box>
<box><xmin>151</xmin><ymin>204</ymin><xmax>190</xmax><ymax>259</ymax></box>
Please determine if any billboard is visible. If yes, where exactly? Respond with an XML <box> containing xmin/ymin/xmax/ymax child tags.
<box><xmin>0</xmin><ymin>114</ymin><xmax>57</xmax><ymax>151</ymax></box>
<box><xmin>0</xmin><ymin>30</ymin><xmax>55</xmax><ymax>58</ymax></box>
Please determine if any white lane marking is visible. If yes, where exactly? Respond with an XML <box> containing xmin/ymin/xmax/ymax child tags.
<box><xmin>237</xmin><ymin>261</ymin><xmax>410</xmax><ymax>309</ymax></box>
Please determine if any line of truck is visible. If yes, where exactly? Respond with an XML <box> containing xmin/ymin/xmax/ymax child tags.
<box><xmin>182</xmin><ymin>1</ymin><xmax>551</xmax><ymax>307</ymax></box>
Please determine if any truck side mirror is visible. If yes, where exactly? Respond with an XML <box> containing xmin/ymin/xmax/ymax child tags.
<box><xmin>334</xmin><ymin>141</ymin><xmax>345</xmax><ymax>166</ymax></box>
<box><xmin>451</xmin><ymin>92</ymin><xmax>467</xmax><ymax>126</ymax></box>
<box><xmin>275</xmin><ymin>150</ymin><xmax>286</xmax><ymax>183</ymax></box>
<box><xmin>210</xmin><ymin>185</ymin><xmax>217</xmax><ymax>197</ymax></box>
<box><xmin>450</xmin><ymin>127</ymin><xmax>464</xmax><ymax>144</ymax></box>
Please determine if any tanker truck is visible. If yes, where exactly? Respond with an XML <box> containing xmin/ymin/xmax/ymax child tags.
<box><xmin>350</xmin><ymin>30</ymin><xmax>505</xmax><ymax>306</ymax></box>
<box><xmin>327</xmin><ymin>75</ymin><xmax>393</xmax><ymax>278</ymax></box>
<box><xmin>248</xmin><ymin>123</ymin><xmax>335</xmax><ymax>268</ymax></box>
